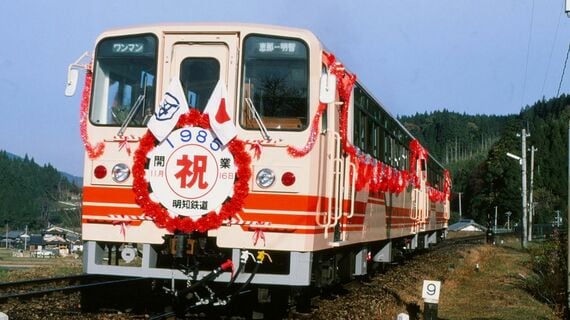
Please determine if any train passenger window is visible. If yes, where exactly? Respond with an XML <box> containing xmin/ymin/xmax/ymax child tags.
<box><xmin>179</xmin><ymin>58</ymin><xmax>220</xmax><ymax>112</ymax></box>
<box><xmin>240</xmin><ymin>35</ymin><xmax>309</xmax><ymax>131</ymax></box>
<box><xmin>91</xmin><ymin>34</ymin><xmax>157</xmax><ymax>126</ymax></box>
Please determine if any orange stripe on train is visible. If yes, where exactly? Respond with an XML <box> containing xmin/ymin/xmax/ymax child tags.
<box><xmin>82</xmin><ymin>219</ymin><xmax>143</xmax><ymax>226</ymax></box>
<box><xmin>83</xmin><ymin>205</ymin><xmax>143</xmax><ymax>216</ymax></box>
<box><xmin>244</xmin><ymin>193</ymin><xmax>370</xmax><ymax>212</ymax></box>
<box><xmin>84</xmin><ymin>187</ymin><xmax>385</xmax><ymax>213</ymax></box>
<box><xmin>83</xmin><ymin>186</ymin><xmax>137</xmax><ymax>204</ymax></box>
<box><xmin>244</xmin><ymin>225</ymin><xmax>364</xmax><ymax>234</ymax></box>
<box><xmin>239</xmin><ymin>212</ymin><xmax>365</xmax><ymax>226</ymax></box>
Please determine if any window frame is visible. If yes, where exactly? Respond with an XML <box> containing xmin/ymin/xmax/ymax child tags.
<box><xmin>239</xmin><ymin>33</ymin><xmax>310</xmax><ymax>132</ymax></box>
<box><xmin>90</xmin><ymin>33</ymin><xmax>158</xmax><ymax>127</ymax></box>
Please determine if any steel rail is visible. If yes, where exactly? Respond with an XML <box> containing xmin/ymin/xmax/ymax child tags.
<box><xmin>0</xmin><ymin>276</ymin><xmax>145</xmax><ymax>301</ymax></box>
<box><xmin>0</xmin><ymin>274</ymin><xmax>89</xmax><ymax>288</ymax></box>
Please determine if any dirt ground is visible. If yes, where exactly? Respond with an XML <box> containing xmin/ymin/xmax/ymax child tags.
<box><xmin>310</xmin><ymin>234</ymin><xmax>560</xmax><ymax>320</ymax></box>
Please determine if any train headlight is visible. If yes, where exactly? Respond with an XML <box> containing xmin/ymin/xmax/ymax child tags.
<box><xmin>256</xmin><ymin>168</ymin><xmax>275</xmax><ymax>188</ymax></box>
<box><xmin>112</xmin><ymin>163</ymin><xmax>130</xmax><ymax>183</ymax></box>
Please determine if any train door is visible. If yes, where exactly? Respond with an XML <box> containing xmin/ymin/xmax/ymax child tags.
<box><xmin>160</xmin><ymin>34</ymin><xmax>238</xmax><ymax>239</ymax></box>
<box><xmin>163</xmin><ymin>34</ymin><xmax>238</xmax><ymax>114</ymax></box>
<box><xmin>318</xmin><ymin>83</ymin><xmax>339</xmax><ymax>240</ymax></box>
<box><xmin>331</xmin><ymin>100</ymin><xmax>344</xmax><ymax>242</ymax></box>
<box><xmin>319</xmin><ymin>81</ymin><xmax>354</xmax><ymax>243</ymax></box>
<box><xmin>412</xmin><ymin>158</ymin><xmax>428</xmax><ymax>232</ymax></box>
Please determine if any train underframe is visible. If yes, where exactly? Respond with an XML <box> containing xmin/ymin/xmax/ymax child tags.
<box><xmin>82</xmin><ymin>228</ymin><xmax>446</xmax><ymax>315</ymax></box>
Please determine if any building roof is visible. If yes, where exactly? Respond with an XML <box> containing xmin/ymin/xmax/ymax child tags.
<box><xmin>28</xmin><ymin>235</ymin><xmax>45</xmax><ymax>246</ymax></box>
<box><xmin>45</xmin><ymin>226</ymin><xmax>80</xmax><ymax>237</ymax></box>
<box><xmin>6</xmin><ymin>230</ymin><xmax>24</xmax><ymax>239</ymax></box>
<box><xmin>448</xmin><ymin>219</ymin><xmax>487</xmax><ymax>232</ymax></box>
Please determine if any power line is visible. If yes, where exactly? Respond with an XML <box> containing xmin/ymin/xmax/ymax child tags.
<box><xmin>521</xmin><ymin>0</ymin><xmax>535</xmax><ymax>106</ymax></box>
<box><xmin>557</xmin><ymin>41</ymin><xmax>570</xmax><ymax>97</ymax></box>
<box><xmin>540</xmin><ymin>1</ymin><xmax>564</xmax><ymax>96</ymax></box>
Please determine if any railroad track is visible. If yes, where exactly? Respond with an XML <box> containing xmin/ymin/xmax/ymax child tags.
<box><xmin>0</xmin><ymin>274</ymin><xmax>145</xmax><ymax>302</ymax></box>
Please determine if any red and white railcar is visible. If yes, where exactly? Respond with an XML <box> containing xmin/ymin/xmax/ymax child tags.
<box><xmin>66</xmin><ymin>23</ymin><xmax>450</xmax><ymax>304</ymax></box>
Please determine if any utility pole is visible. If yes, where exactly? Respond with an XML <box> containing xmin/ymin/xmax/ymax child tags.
<box><xmin>506</xmin><ymin>149</ymin><xmax>525</xmax><ymax>247</ymax></box>
<box><xmin>521</xmin><ymin>128</ymin><xmax>529</xmax><ymax>247</ymax></box>
<box><xmin>23</xmin><ymin>225</ymin><xmax>28</xmax><ymax>251</ymax></box>
<box><xmin>564</xmin><ymin>3</ymin><xmax>570</xmax><ymax>313</ymax></box>
<box><xmin>458</xmin><ymin>192</ymin><xmax>463</xmax><ymax>220</ymax></box>
<box><xmin>565</xmin><ymin>0</ymin><xmax>570</xmax><ymax>310</ymax></box>
<box><xmin>528</xmin><ymin>146</ymin><xmax>537</xmax><ymax>241</ymax></box>
<box><xmin>495</xmin><ymin>206</ymin><xmax>497</xmax><ymax>233</ymax></box>
<box><xmin>507</xmin><ymin>129</ymin><xmax>530</xmax><ymax>248</ymax></box>
<box><xmin>506</xmin><ymin>127</ymin><xmax>529</xmax><ymax>248</ymax></box>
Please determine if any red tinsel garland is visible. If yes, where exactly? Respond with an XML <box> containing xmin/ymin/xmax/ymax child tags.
<box><xmin>443</xmin><ymin>169</ymin><xmax>452</xmax><ymax>200</ymax></box>
<box><xmin>286</xmin><ymin>102</ymin><xmax>327</xmax><ymax>157</ymax></box>
<box><xmin>132</xmin><ymin>109</ymin><xmax>252</xmax><ymax>233</ymax></box>
<box><xmin>79</xmin><ymin>66</ymin><xmax>105</xmax><ymax>159</ymax></box>
<box><xmin>286</xmin><ymin>51</ymin><xmax>357</xmax><ymax>158</ymax></box>
<box><xmin>286</xmin><ymin>51</ymin><xmax>451</xmax><ymax>203</ymax></box>
<box><xmin>409</xmin><ymin>139</ymin><xmax>428</xmax><ymax>188</ymax></box>
<box><xmin>329</xmin><ymin>52</ymin><xmax>358</xmax><ymax>157</ymax></box>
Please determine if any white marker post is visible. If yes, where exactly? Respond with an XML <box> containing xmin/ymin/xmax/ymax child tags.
<box><xmin>422</xmin><ymin>280</ymin><xmax>441</xmax><ymax>320</ymax></box>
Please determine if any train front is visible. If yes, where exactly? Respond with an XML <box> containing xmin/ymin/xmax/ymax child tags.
<box><xmin>69</xmin><ymin>23</ymin><xmax>340</xmax><ymax>300</ymax></box>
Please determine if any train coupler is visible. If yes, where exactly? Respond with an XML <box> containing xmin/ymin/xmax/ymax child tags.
<box><xmin>175</xmin><ymin>259</ymin><xmax>234</xmax><ymax>299</ymax></box>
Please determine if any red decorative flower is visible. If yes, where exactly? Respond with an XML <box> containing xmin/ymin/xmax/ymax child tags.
<box><xmin>132</xmin><ymin>109</ymin><xmax>251</xmax><ymax>233</ymax></box>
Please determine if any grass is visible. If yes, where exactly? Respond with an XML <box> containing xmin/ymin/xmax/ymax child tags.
<box><xmin>0</xmin><ymin>248</ymin><xmax>82</xmax><ymax>282</ymax></box>
<box><xmin>437</xmin><ymin>236</ymin><xmax>560</xmax><ymax>320</ymax></box>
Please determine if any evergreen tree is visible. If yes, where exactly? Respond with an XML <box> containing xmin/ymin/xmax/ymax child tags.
<box><xmin>401</xmin><ymin>95</ymin><xmax>570</xmax><ymax>226</ymax></box>
<box><xmin>0</xmin><ymin>151</ymin><xmax>81</xmax><ymax>231</ymax></box>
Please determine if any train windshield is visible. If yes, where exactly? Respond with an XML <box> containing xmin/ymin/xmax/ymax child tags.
<box><xmin>241</xmin><ymin>35</ymin><xmax>309</xmax><ymax>131</ymax></box>
<box><xmin>90</xmin><ymin>34</ymin><xmax>157</xmax><ymax>127</ymax></box>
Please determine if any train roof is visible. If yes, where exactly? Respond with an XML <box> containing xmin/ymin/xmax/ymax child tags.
<box><xmin>96</xmin><ymin>22</ymin><xmax>320</xmax><ymax>42</ymax></box>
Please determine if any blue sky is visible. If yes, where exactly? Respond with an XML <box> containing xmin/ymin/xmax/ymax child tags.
<box><xmin>1</xmin><ymin>0</ymin><xmax>569</xmax><ymax>176</ymax></box>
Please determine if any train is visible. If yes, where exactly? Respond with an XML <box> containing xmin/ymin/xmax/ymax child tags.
<box><xmin>65</xmin><ymin>23</ymin><xmax>450</xmax><ymax>313</ymax></box>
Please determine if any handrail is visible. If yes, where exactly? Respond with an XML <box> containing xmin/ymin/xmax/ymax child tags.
<box><xmin>411</xmin><ymin>189</ymin><xmax>419</xmax><ymax>220</ymax></box>
<box><xmin>332</xmin><ymin>158</ymin><xmax>343</xmax><ymax>224</ymax></box>
<box><xmin>316</xmin><ymin>130</ymin><xmax>332</xmax><ymax>232</ymax></box>
<box><xmin>423</xmin><ymin>191</ymin><xmax>429</xmax><ymax>221</ymax></box>
<box><xmin>346</xmin><ymin>161</ymin><xmax>356</xmax><ymax>219</ymax></box>
<box><xmin>330</xmin><ymin>131</ymin><xmax>343</xmax><ymax>228</ymax></box>
<box><xmin>320</xmin><ymin>131</ymin><xmax>341</xmax><ymax>239</ymax></box>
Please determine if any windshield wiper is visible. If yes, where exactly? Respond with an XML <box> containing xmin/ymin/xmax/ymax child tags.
<box><xmin>117</xmin><ymin>73</ymin><xmax>148</xmax><ymax>137</ymax></box>
<box><xmin>245</xmin><ymin>97</ymin><xmax>271</xmax><ymax>140</ymax></box>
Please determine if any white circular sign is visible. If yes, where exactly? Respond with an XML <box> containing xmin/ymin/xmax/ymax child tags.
<box><xmin>146</xmin><ymin>127</ymin><xmax>235</xmax><ymax>219</ymax></box>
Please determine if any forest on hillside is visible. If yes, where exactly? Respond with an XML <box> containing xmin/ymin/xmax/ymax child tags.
<box><xmin>399</xmin><ymin>110</ymin><xmax>510</xmax><ymax>164</ymax></box>
<box><xmin>401</xmin><ymin>94</ymin><xmax>570</xmax><ymax>228</ymax></box>
<box><xmin>0</xmin><ymin>151</ymin><xmax>81</xmax><ymax>231</ymax></box>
